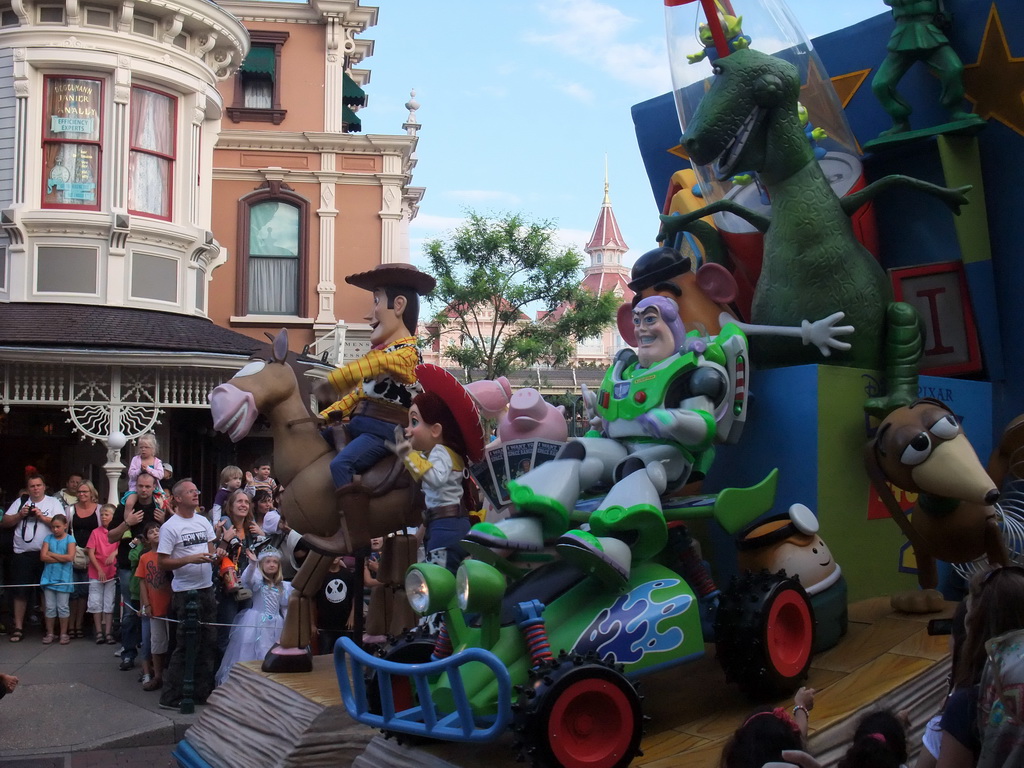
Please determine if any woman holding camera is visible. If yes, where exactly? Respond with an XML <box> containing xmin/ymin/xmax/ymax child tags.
<box><xmin>2</xmin><ymin>473</ymin><xmax>62</xmax><ymax>641</ymax></box>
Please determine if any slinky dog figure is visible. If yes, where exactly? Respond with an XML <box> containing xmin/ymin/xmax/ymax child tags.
<box><xmin>865</xmin><ymin>399</ymin><xmax>1009</xmax><ymax>604</ymax></box>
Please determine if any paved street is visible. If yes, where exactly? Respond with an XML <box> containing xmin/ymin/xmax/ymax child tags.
<box><xmin>1</xmin><ymin>622</ymin><xmax>196</xmax><ymax>766</ymax></box>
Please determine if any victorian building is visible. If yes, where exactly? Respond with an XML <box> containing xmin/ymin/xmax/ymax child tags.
<box><xmin>0</xmin><ymin>0</ymin><xmax>258</xmax><ymax>502</ymax></box>
<box><xmin>0</xmin><ymin>0</ymin><xmax>413</xmax><ymax>504</ymax></box>
<box><xmin>208</xmin><ymin>0</ymin><xmax>423</xmax><ymax>366</ymax></box>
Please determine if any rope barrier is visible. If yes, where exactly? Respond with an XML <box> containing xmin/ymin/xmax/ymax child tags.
<box><xmin>3</xmin><ymin>580</ymin><xmax>289</xmax><ymax>630</ymax></box>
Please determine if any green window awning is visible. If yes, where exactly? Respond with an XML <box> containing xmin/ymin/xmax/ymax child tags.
<box><xmin>343</xmin><ymin>73</ymin><xmax>366</xmax><ymax>107</ymax></box>
<box><xmin>240</xmin><ymin>46</ymin><xmax>275</xmax><ymax>78</ymax></box>
<box><xmin>343</xmin><ymin>105</ymin><xmax>362</xmax><ymax>133</ymax></box>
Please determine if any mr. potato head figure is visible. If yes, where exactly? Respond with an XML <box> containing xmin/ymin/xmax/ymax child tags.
<box><xmin>621</xmin><ymin>246</ymin><xmax>854</xmax><ymax>360</ymax></box>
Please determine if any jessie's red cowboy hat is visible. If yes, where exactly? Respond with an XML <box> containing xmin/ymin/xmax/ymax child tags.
<box><xmin>415</xmin><ymin>364</ymin><xmax>486</xmax><ymax>463</ymax></box>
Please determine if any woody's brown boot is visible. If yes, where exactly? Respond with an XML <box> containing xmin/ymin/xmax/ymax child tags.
<box><xmin>300</xmin><ymin>484</ymin><xmax>370</xmax><ymax>555</ymax></box>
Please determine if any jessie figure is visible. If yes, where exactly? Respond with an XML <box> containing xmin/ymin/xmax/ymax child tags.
<box><xmin>390</xmin><ymin>364</ymin><xmax>485</xmax><ymax>573</ymax></box>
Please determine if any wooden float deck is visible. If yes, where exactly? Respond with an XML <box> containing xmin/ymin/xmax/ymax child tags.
<box><xmin>183</xmin><ymin>597</ymin><xmax>955</xmax><ymax>768</ymax></box>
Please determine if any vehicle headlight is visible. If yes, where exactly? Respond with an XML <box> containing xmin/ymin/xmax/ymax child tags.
<box><xmin>404</xmin><ymin>563</ymin><xmax>455</xmax><ymax>616</ymax></box>
<box><xmin>456</xmin><ymin>559</ymin><xmax>505</xmax><ymax>613</ymax></box>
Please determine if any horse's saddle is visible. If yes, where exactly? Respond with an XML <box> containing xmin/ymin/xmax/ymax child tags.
<box><xmin>330</xmin><ymin>422</ymin><xmax>420</xmax><ymax>502</ymax></box>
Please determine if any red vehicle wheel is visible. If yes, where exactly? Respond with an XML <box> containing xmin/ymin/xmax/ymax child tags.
<box><xmin>715</xmin><ymin>570</ymin><xmax>815</xmax><ymax>699</ymax></box>
<box><xmin>515</xmin><ymin>656</ymin><xmax>642</xmax><ymax>768</ymax></box>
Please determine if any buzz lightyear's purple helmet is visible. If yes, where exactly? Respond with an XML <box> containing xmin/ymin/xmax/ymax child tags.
<box><xmin>633</xmin><ymin>296</ymin><xmax>687</xmax><ymax>349</ymax></box>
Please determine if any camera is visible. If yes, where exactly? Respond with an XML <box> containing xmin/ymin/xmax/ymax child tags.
<box><xmin>24</xmin><ymin>505</ymin><xmax>38</xmax><ymax>516</ymax></box>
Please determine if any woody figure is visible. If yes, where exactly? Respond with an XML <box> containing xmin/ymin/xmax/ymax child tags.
<box><xmin>313</xmin><ymin>263</ymin><xmax>435</xmax><ymax>502</ymax></box>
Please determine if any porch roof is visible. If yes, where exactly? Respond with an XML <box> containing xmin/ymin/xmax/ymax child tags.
<box><xmin>0</xmin><ymin>303</ymin><xmax>264</xmax><ymax>357</ymax></box>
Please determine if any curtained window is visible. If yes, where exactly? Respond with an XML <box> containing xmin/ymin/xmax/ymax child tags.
<box><xmin>42</xmin><ymin>76</ymin><xmax>103</xmax><ymax>210</ymax></box>
<box><xmin>236</xmin><ymin>185</ymin><xmax>309</xmax><ymax>318</ymax></box>
<box><xmin>228</xmin><ymin>32</ymin><xmax>289</xmax><ymax>125</ymax></box>
<box><xmin>247</xmin><ymin>201</ymin><xmax>299</xmax><ymax>315</ymax></box>
<box><xmin>128</xmin><ymin>86</ymin><xmax>176</xmax><ymax>219</ymax></box>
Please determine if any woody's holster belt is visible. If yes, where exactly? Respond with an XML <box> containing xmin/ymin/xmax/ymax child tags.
<box><xmin>353</xmin><ymin>398</ymin><xmax>409</xmax><ymax>426</ymax></box>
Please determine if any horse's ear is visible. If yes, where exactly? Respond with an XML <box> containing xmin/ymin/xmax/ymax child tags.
<box><xmin>269</xmin><ymin>328</ymin><xmax>289</xmax><ymax>363</ymax></box>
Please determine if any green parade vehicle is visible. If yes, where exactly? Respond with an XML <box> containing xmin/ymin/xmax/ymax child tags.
<box><xmin>334</xmin><ymin>468</ymin><xmax>818</xmax><ymax>768</ymax></box>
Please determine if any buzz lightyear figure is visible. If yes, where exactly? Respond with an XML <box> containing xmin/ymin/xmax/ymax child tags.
<box><xmin>465</xmin><ymin>261</ymin><xmax>853</xmax><ymax>581</ymax></box>
<box><xmin>492</xmin><ymin>296</ymin><xmax>746</xmax><ymax>581</ymax></box>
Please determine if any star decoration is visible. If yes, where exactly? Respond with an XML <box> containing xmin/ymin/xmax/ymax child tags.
<box><xmin>799</xmin><ymin>57</ymin><xmax>861</xmax><ymax>152</ymax></box>
<box><xmin>962</xmin><ymin>4</ymin><xmax>1024</xmax><ymax>137</ymax></box>
<box><xmin>830</xmin><ymin>68</ymin><xmax>872</xmax><ymax>109</ymax></box>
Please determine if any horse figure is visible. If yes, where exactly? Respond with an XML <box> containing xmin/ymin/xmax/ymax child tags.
<box><xmin>209</xmin><ymin>328</ymin><xmax>421</xmax><ymax>672</ymax></box>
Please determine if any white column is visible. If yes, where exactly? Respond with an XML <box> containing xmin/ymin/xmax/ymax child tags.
<box><xmin>316</xmin><ymin>155</ymin><xmax>338</xmax><ymax>325</ymax></box>
<box><xmin>104</xmin><ymin>430</ymin><xmax>127</xmax><ymax>505</ymax></box>
<box><xmin>11</xmin><ymin>49</ymin><xmax>28</xmax><ymax>205</ymax></box>
<box><xmin>111</xmin><ymin>59</ymin><xmax>132</xmax><ymax>210</ymax></box>
<box><xmin>323</xmin><ymin>16</ymin><xmax>342</xmax><ymax>133</ymax></box>
<box><xmin>379</xmin><ymin>155</ymin><xmax>403</xmax><ymax>265</ymax></box>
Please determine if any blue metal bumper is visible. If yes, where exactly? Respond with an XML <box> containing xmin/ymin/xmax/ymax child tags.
<box><xmin>334</xmin><ymin>636</ymin><xmax>513</xmax><ymax>743</ymax></box>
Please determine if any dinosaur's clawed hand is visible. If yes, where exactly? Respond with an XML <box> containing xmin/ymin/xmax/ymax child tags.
<box><xmin>658</xmin><ymin>212</ymin><xmax>698</xmax><ymax>242</ymax></box>
<box><xmin>944</xmin><ymin>184</ymin><xmax>972</xmax><ymax>215</ymax></box>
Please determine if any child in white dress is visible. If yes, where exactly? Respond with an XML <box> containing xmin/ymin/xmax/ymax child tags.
<box><xmin>215</xmin><ymin>546</ymin><xmax>291</xmax><ymax>686</ymax></box>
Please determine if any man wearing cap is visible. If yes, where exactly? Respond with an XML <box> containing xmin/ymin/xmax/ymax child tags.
<box><xmin>314</xmin><ymin>263</ymin><xmax>436</xmax><ymax>501</ymax></box>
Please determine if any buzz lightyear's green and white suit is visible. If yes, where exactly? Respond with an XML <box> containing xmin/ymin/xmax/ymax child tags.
<box><xmin>500</xmin><ymin>323</ymin><xmax>749</xmax><ymax>580</ymax></box>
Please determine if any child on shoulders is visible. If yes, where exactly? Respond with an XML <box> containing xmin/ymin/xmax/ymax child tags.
<box><xmin>122</xmin><ymin>433</ymin><xmax>166</xmax><ymax>519</ymax></box>
<box><xmin>244</xmin><ymin>458</ymin><xmax>277</xmax><ymax>498</ymax></box>
<box><xmin>210</xmin><ymin>465</ymin><xmax>243</xmax><ymax>527</ymax></box>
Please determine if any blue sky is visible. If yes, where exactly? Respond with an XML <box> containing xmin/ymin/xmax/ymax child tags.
<box><xmin>359</xmin><ymin>1</ymin><xmax>886</xmax><ymax>274</ymax></box>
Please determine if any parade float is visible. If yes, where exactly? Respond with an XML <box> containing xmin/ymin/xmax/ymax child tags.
<box><xmin>174</xmin><ymin>1</ymin><xmax>1024</xmax><ymax>767</ymax></box>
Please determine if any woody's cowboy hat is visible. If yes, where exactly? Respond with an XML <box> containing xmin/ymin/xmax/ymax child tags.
<box><xmin>415</xmin><ymin>364</ymin><xmax>486</xmax><ymax>463</ymax></box>
<box><xmin>345</xmin><ymin>263</ymin><xmax>436</xmax><ymax>295</ymax></box>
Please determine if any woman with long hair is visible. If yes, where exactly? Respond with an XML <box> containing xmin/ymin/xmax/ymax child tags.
<box><xmin>67</xmin><ymin>480</ymin><xmax>101</xmax><ymax>639</ymax></box>
<box><xmin>212</xmin><ymin>489</ymin><xmax>264</xmax><ymax>663</ymax></box>
<box><xmin>936</xmin><ymin>565</ymin><xmax>1024</xmax><ymax>768</ymax></box>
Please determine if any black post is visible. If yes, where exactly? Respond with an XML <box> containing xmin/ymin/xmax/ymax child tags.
<box><xmin>180</xmin><ymin>589</ymin><xmax>199</xmax><ymax>715</ymax></box>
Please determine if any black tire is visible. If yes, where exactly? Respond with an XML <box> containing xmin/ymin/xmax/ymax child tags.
<box><xmin>366</xmin><ymin>626</ymin><xmax>437</xmax><ymax>744</ymax></box>
<box><xmin>714</xmin><ymin>570</ymin><xmax>815</xmax><ymax>700</ymax></box>
<box><xmin>513</xmin><ymin>653</ymin><xmax>643</xmax><ymax>768</ymax></box>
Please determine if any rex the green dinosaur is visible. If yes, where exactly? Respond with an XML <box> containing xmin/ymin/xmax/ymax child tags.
<box><xmin>660</xmin><ymin>48</ymin><xmax>971</xmax><ymax>416</ymax></box>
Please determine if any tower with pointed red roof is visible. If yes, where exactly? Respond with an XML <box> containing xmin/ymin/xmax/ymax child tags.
<box><xmin>574</xmin><ymin>173</ymin><xmax>634</xmax><ymax>365</ymax></box>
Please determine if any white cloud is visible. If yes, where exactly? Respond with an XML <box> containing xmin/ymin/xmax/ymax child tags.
<box><xmin>410</xmin><ymin>213</ymin><xmax>465</xmax><ymax>234</ymax></box>
<box><xmin>554</xmin><ymin>227</ymin><xmax>593</xmax><ymax>253</ymax></box>
<box><xmin>525</xmin><ymin>0</ymin><xmax>671</xmax><ymax>95</ymax></box>
<box><xmin>444</xmin><ymin>189</ymin><xmax>523</xmax><ymax>205</ymax></box>
<box><xmin>470</xmin><ymin>84</ymin><xmax>509</xmax><ymax>100</ymax></box>
<box><xmin>556</xmin><ymin>81</ymin><xmax>595</xmax><ymax>104</ymax></box>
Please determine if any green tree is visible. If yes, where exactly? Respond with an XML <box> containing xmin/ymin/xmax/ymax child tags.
<box><xmin>425</xmin><ymin>212</ymin><xmax>620</xmax><ymax>380</ymax></box>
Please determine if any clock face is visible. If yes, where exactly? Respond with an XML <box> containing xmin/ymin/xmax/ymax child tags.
<box><xmin>49</xmin><ymin>164</ymin><xmax>71</xmax><ymax>183</ymax></box>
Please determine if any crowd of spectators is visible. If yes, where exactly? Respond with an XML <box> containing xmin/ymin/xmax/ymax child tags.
<box><xmin>0</xmin><ymin>447</ymin><xmax>363</xmax><ymax>712</ymax></box>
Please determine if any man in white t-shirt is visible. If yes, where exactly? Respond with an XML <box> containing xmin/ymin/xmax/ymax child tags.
<box><xmin>157</xmin><ymin>478</ymin><xmax>222</xmax><ymax>709</ymax></box>
<box><xmin>2</xmin><ymin>474</ymin><xmax>63</xmax><ymax>641</ymax></box>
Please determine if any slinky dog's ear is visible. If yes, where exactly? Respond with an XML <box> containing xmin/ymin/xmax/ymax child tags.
<box><xmin>863</xmin><ymin>438</ymin><xmax>928</xmax><ymax>553</ymax></box>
